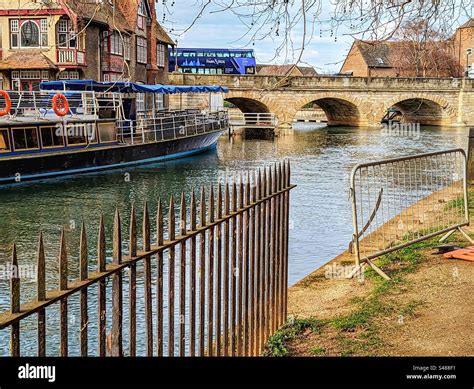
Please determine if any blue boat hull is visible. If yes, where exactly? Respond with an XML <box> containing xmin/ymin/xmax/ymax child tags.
<box><xmin>0</xmin><ymin>130</ymin><xmax>223</xmax><ymax>184</ymax></box>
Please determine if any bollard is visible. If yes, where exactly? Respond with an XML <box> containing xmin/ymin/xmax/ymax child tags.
<box><xmin>468</xmin><ymin>128</ymin><xmax>474</xmax><ymax>185</ymax></box>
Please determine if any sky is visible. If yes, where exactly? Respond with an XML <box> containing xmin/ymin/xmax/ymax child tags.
<box><xmin>158</xmin><ymin>1</ymin><xmax>355</xmax><ymax>74</ymax></box>
<box><xmin>158</xmin><ymin>1</ymin><xmax>472</xmax><ymax>74</ymax></box>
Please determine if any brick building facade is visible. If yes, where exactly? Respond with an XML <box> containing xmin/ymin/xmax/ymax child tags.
<box><xmin>454</xmin><ymin>19</ymin><xmax>474</xmax><ymax>75</ymax></box>
<box><xmin>0</xmin><ymin>0</ymin><xmax>173</xmax><ymax>91</ymax></box>
<box><xmin>341</xmin><ymin>19</ymin><xmax>473</xmax><ymax>78</ymax></box>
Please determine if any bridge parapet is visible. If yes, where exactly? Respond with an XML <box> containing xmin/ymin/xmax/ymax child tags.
<box><xmin>170</xmin><ymin>73</ymin><xmax>474</xmax><ymax>91</ymax></box>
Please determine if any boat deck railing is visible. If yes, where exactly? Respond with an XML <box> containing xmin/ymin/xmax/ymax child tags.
<box><xmin>117</xmin><ymin>110</ymin><xmax>229</xmax><ymax>145</ymax></box>
<box><xmin>0</xmin><ymin>90</ymin><xmax>118</xmax><ymax>120</ymax></box>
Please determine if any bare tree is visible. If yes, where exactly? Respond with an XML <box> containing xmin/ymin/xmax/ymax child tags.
<box><xmin>162</xmin><ymin>0</ymin><xmax>472</xmax><ymax>68</ymax></box>
<box><xmin>391</xmin><ymin>19</ymin><xmax>463</xmax><ymax>77</ymax></box>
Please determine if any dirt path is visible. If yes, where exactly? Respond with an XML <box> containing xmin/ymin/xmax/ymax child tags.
<box><xmin>286</xmin><ymin>229</ymin><xmax>474</xmax><ymax>356</ymax></box>
<box><xmin>380</xmin><ymin>253</ymin><xmax>474</xmax><ymax>356</ymax></box>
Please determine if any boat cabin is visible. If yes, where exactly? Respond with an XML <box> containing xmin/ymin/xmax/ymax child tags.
<box><xmin>0</xmin><ymin>80</ymin><xmax>228</xmax><ymax>157</ymax></box>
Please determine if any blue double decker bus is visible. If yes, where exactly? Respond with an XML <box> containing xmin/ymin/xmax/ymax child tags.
<box><xmin>169</xmin><ymin>48</ymin><xmax>257</xmax><ymax>75</ymax></box>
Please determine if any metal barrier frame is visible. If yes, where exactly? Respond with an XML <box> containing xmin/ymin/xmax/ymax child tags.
<box><xmin>350</xmin><ymin>148</ymin><xmax>473</xmax><ymax>279</ymax></box>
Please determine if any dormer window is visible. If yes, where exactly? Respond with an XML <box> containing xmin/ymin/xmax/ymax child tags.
<box><xmin>137</xmin><ymin>0</ymin><xmax>147</xmax><ymax>30</ymax></box>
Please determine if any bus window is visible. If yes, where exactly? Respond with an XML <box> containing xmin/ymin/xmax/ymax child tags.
<box><xmin>222</xmin><ymin>52</ymin><xmax>230</xmax><ymax>58</ymax></box>
<box><xmin>217</xmin><ymin>68</ymin><xmax>224</xmax><ymax>74</ymax></box>
<box><xmin>0</xmin><ymin>129</ymin><xmax>10</xmax><ymax>152</ymax></box>
<box><xmin>197</xmin><ymin>68</ymin><xmax>205</xmax><ymax>74</ymax></box>
<box><xmin>197</xmin><ymin>52</ymin><xmax>204</xmax><ymax>56</ymax></box>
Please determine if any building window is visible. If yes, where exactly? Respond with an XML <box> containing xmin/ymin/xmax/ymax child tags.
<box><xmin>10</xmin><ymin>19</ymin><xmax>48</xmax><ymax>48</ymax></box>
<box><xmin>155</xmin><ymin>94</ymin><xmax>164</xmax><ymax>110</ymax></box>
<box><xmin>58</xmin><ymin>70</ymin><xmax>80</xmax><ymax>80</ymax></box>
<box><xmin>11</xmin><ymin>70</ymin><xmax>49</xmax><ymax>92</ymax></box>
<box><xmin>110</xmin><ymin>32</ymin><xmax>123</xmax><ymax>56</ymax></box>
<box><xmin>40</xmin><ymin>19</ymin><xmax>48</xmax><ymax>46</ymax></box>
<box><xmin>157</xmin><ymin>43</ymin><xmax>166</xmax><ymax>67</ymax></box>
<box><xmin>124</xmin><ymin>35</ymin><xmax>131</xmax><ymax>60</ymax></box>
<box><xmin>137</xmin><ymin>0</ymin><xmax>147</xmax><ymax>30</ymax></box>
<box><xmin>137</xmin><ymin>37</ymin><xmax>147</xmax><ymax>64</ymax></box>
<box><xmin>136</xmin><ymin>93</ymin><xmax>145</xmax><ymax>112</ymax></box>
<box><xmin>58</xmin><ymin>19</ymin><xmax>76</xmax><ymax>49</ymax></box>
<box><xmin>21</xmin><ymin>21</ymin><xmax>40</xmax><ymax>47</ymax></box>
<box><xmin>10</xmin><ymin>20</ymin><xmax>19</xmax><ymax>48</ymax></box>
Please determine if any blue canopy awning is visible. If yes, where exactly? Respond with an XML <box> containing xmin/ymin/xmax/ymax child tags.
<box><xmin>40</xmin><ymin>80</ymin><xmax>229</xmax><ymax>94</ymax></box>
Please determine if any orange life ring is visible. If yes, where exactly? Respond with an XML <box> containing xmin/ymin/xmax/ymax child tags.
<box><xmin>0</xmin><ymin>90</ymin><xmax>11</xmax><ymax>117</ymax></box>
<box><xmin>52</xmin><ymin>93</ymin><xmax>69</xmax><ymax>117</ymax></box>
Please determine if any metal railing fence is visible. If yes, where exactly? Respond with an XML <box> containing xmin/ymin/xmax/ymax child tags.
<box><xmin>116</xmin><ymin>111</ymin><xmax>229</xmax><ymax>145</ymax></box>
<box><xmin>0</xmin><ymin>162</ymin><xmax>294</xmax><ymax>357</ymax></box>
<box><xmin>350</xmin><ymin>149</ymin><xmax>471</xmax><ymax>278</ymax></box>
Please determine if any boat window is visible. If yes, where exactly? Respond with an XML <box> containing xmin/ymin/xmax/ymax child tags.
<box><xmin>0</xmin><ymin>129</ymin><xmax>10</xmax><ymax>152</ymax></box>
<box><xmin>65</xmin><ymin>124</ymin><xmax>88</xmax><ymax>146</ymax></box>
<box><xmin>40</xmin><ymin>126</ymin><xmax>65</xmax><ymax>148</ymax></box>
<box><xmin>12</xmin><ymin>127</ymin><xmax>39</xmax><ymax>150</ymax></box>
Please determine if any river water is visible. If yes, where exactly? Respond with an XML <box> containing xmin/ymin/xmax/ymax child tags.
<box><xmin>0</xmin><ymin>123</ymin><xmax>468</xmax><ymax>355</ymax></box>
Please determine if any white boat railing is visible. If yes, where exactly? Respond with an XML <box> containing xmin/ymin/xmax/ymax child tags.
<box><xmin>228</xmin><ymin>112</ymin><xmax>278</xmax><ymax>128</ymax></box>
<box><xmin>116</xmin><ymin>110</ymin><xmax>229</xmax><ymax>145</ymax></box>
<box><xmin>0</xmin><ymin>90</ymin><xmax>116</xmax><ymax>120</ymax></box>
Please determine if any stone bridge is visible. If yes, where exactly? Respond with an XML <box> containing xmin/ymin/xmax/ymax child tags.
<box><xmin>169</xmin><ymin>74</ymin><xmax>474</xmax><ymax>129</ymax></box>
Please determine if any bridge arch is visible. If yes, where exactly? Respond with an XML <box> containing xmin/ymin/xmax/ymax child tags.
<box><xmin>379</xmin><ymin>94</ymin><xmax>457</xmax><ymax>126</ymax></box>
<box><xmin>292</xmin><ymin>94</ymin><xmax>369</xmax><ymax>127</ymax></box>
<box><xmin>224</xmin><ymin>91</ymin><xmax>275</xmax><ymax>114</ymax></box>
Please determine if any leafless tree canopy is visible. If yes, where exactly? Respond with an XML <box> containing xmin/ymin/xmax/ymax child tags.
<box><xmin>163</xmin><ymin>0</ymin><xmax>473</xmax><ymax>63</ymax></box>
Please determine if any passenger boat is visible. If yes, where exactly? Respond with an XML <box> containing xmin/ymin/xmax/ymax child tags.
<box><xmin>0</xmin><ymin>80</ymin><xmax>229</xmax><ymax>184</ymax></box>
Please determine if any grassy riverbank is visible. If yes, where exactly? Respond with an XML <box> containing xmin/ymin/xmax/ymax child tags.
<box><xmin>267</xmin><ymin>192</ymin><xmax>474</xmax><ymax>357</ymax></box>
